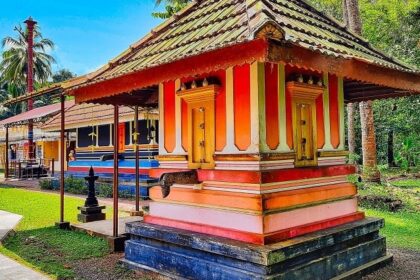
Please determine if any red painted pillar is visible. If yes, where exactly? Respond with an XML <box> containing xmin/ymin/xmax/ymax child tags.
<box><xmin>24</xmin><ymin>17</ymin><xmax>36</xmax><ymax>160</ymax></box>
<box><xmin>5</xmin><ymin>125</ymin><xmax>9</xmax><ymax>179</ymax></box>
<box><xmin>113</xmin><ymin>105</ymin><xmax>119</xmax><ymax>237</ymax></box>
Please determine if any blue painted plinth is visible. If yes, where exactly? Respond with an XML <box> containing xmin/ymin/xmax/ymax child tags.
<box><xmin>123</xmin><ymin>218</ymin><xmax>391</xmax><ymax>280</ymax></box>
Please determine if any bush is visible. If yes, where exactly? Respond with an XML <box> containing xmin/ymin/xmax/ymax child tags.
<box><xmin>39</xmin><ymin>178</ymin><xmax>54</xmax><ymax>190</ymax></box>
<box><xmin>96</xmin><ymin>183</ymin><xmax>113</xmax><ymax>198</ymax></box>
<box><xmin>65</xmin><ymin>176</ymin><xmax>88</xmax><ymax>195</ymax></box>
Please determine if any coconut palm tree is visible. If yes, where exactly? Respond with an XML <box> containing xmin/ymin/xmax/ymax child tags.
<box><xmin>0</xmin><ymin>24</ymin><xmax>55</xmax><ymax>88</ymax></box>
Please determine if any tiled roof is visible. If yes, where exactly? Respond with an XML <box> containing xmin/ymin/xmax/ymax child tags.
<box><xmin>42</xmin><ymin>103</ymin><xmax>158</xmax><ymax>131</ymax></box>
<box><xmin>88</xmin><ymin>0</ymin><xmax>417</xmax><ymax>85</ymax></box>
<box><xmin>0</xmin><ymin>101</ymin><xmax>75</xmax><ymax>126</ymax></box>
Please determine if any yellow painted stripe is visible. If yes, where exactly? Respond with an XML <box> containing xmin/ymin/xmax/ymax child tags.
<box><xmin>278</xmin><ymin>63</ymin><xmax>290</xmax><ymax>152</ymax></box>
<box><xmin>322</xmin><ymin>73</ymin><xmax>334</xmax><ymax>150</ymax></box>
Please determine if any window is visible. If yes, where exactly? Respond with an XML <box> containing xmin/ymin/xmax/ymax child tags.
<box><xmin>78</xmin><ymin>127</ymin><xmax>95</xmax><ymax>148</ymax></box>
<box><xmin>98</xmin><ymin>125</ymin><xmax>111</xmax><ymax>146</ymax></box>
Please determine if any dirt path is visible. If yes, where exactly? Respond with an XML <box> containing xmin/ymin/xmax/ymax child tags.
<box><xmin>71</xmin><ymin>248</ymin><xmax>419</xmax><ymax>280</ymax></box>
<box><xmin>363</xmin><ymin>248</ymin><xmax>420</xmax><ymax>280</ymax></box>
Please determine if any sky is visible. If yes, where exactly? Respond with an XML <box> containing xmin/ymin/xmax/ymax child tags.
<box><xmin>0</xmin><ymin>0</ymin><xmax>163</xmax><ymax>76</ymax></box>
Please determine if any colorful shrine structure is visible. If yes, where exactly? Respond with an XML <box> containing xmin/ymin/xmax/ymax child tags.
<box><xmin>68</xmin><ymin>0</ymin><xmax>420</xmax><ymax>278</ymax></box>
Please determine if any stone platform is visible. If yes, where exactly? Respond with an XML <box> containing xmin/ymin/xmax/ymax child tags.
<box><xmin>122</xmin><ymin>218</ymin><xmax>392</xmax><ymax>280</ymax></box>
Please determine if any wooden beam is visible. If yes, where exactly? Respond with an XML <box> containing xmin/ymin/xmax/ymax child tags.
<box><xmin>268</xmin><ymin>42</ymin><xmax>420</xmax><ymax>93</ymax></box>
<box><xmin>71</xmin><ymin>39</ymin><xmax>268</xmax><ymax>104</ymax></box>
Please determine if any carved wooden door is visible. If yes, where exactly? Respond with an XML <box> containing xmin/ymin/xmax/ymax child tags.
<box><xmin>293</xmin><ymin>100</ymin><xmax>318</xmax><ymax>167</ymax></box>
<box><xmin>188</xmin><ymin>100</ymin><xmax>215</xmax><ymax>169</ymax></box>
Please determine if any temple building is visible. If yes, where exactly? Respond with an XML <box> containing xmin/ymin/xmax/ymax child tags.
<box><xmin>0</xmin><ymin>100</ymin><xmax>74</xmax><ymax>174</ymax></box>
<box><xmin>42</xmin><ymin>102</ymin><xmax>159</xmax><ymax>178</ymax></box>
<box><xmin>41</xmin><ymin>0</ymin><xmax>420</xmax><ymax>279</ymax></box>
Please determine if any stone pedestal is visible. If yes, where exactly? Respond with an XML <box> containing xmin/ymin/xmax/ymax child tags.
<box><xmin>123</xmin><ymin>218</ymin><xmax>392</xmax><ymax>280</ymax></box>
<box><xmin>77</xmin><ymin>206</ymin><xmax>106</xmax><ymax>223</ymax></box>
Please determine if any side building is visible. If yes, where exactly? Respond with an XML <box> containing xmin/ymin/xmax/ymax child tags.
<box><xmin>42</xmin><ymin>102</ymin><xmax>159</xmax><ymax>181</ymax></box>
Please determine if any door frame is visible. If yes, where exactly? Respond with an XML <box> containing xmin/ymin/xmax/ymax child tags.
<box><xmin>287</xmin><ymin>82</ymin><xmax>324</xmax><ymax>167</ymax></box>
<box><xmin>177</xmin><ymin>85</ymin><xmax>218</xmax><ymax>169</ymax></box>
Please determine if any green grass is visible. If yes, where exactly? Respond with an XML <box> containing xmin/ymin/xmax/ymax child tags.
<box><xmin>0</xmin><ymin>187</ymin><xmax>114</xmax><ymax>279</ymax></box>
<box><xmin>364</xmin><ymin>208</ymin><xmax>420</xmax><ymax>251</ymax></box>
<box><xmin>391</xmin><ymin>179</ymin><xmax>420</xmax><ymax>191</ymax></box>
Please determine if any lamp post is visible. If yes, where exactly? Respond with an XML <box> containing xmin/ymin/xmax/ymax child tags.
<box><xmin>24</xmin><ymin>17</ymin><xmax>36</xmax><ymax>160</ymax></box>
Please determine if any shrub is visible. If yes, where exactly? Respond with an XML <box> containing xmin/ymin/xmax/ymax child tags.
<box><xmin>39</xmin><ymin>178</ymin><xmax>54</xmax><ymax>190</ymax></box>
<box><xmin>65</xmin><ymin>176</ymin><xmax>88</xmax><ymax>195</ymax></box>
<box><xmin>96</xmin><ymin>183</ymin><xmax>113</xmax><ymax>198</ymax></box>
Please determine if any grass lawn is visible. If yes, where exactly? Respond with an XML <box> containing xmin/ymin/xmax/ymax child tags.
<box><xmin>364</xmin><ymin>208</ymin><xmax>420</xmax><ymax>251</ymax></box>
<box><xmin>359</xmin><ymin>175</ymin><xmax>420</xmax><ymax>251</ymax></box>
<box><xmin>0</xmin><ymin>187</ymin><xmax>114</xmax><ymax>279</ymax></box>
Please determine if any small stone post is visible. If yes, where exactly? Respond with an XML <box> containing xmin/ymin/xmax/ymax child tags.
<box><xmin>77</xmin><ymin>167</ymin><xmax>106</xmax><ymax>223</ymax></box>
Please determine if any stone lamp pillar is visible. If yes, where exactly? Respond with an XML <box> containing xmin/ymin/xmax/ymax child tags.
<box><xmin>77</xmin><ymin>167</ymin><xmax>106</xmax><ymax>223</ymax></box>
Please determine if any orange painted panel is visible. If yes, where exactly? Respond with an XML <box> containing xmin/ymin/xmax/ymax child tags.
<box><xmin>285</xmin><ymin>85</ymin><xmax>294</xmax><ymax>149</ymax></box>
<box><xmin>265</xmin><ymin>63</ymin><xmax>279</xmax><ymax>150</ymax></box>
<box><xmin>233</xmin><ymin>64</ymin><xmax>251</xmax><ymax>151</ymax></box>
<box><xmin>264</xmin><ymin>183</ymin><xmax>356</xmax><ymax>210</ymax></box>
<box><xmin>118</xmin><ymin>123</ymin><xmax>125</xmax><ymax>153</ymax></box>
<box><xmin>150</xmin><ymin>187</ymin><xmax>262</xmax><ymax>212</ymax></box>
<box><xmin>329</xmin><ymin>74</ymin><xmax>340</xmax><ymax>148</ymax></box>
<box><xmin>180</xmin><ymin>70</ymin><xmax>226</xmax><ymax>152</ymax></box>
<box><xmin>215</xmin><ymin>70</ymin><xmax>227</xmax><ymax>151</ymax></box>
<box><xmin>316</xmin><ymin>94</ymin><xmax>325</xmax><ymax>149</ymax></box>
<box><xmin>181</xmin><ymin>99</ymin><xmax>188</xmax><ymax>151</ymax></box>
<box><xmin>163</xmin><ymin>81</ymin><xmax>176</xmax><ymax>153</ymax></box>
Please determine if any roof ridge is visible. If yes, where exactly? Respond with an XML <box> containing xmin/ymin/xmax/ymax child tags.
<box><xmin>290</xmin><ymin>0</ymin><xmax>416</xmax><ymax>71</ymax></box>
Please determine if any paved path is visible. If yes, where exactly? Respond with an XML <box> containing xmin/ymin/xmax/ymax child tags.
<box><xmin>0</xmin><ymin>210</ymin><xmax>22</xmax><ymax>242</ymax></box>
<box><xmin>0</xmin><ymin>210</ymin><xmax>50</xmax><ymax>280</ymax></box>
<box><xmin>0</xmin><ymin>254</ymin><xmax>49</xmax><ymax>280</ymax></box>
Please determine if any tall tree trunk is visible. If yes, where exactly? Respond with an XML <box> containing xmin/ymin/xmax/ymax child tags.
<box><xmin>345</xmin><ymin>0</ymin><xmax>380</xmax><ymax>181</ymax></box>
<box><xmin>359</xmin><ymin>101</ymin><xmax>380</xmax><ymax>181</ymax></box>
<box><xmin>343</xmin><ymin>0</ymin><xmax>356</xmax><ymax>162</ymax></box>
<box><xmin>344</xmin><ymin>0</ymin><xmax>362</xmax><ymax>35</ymax></box>
<box><xmin>387</xmin><ymin>129</ymin><xmax>395</xmax><ymax>167</ymax></box>
<box><xmin>347</xmin><ymin>103</ymin><xmax>356</xmax><ymax>158</ymax></box>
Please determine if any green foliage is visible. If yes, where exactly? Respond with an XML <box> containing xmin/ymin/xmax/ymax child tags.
<box><xmin>153</xmin><ymin>0</ymin><xmax>190</xmax><ymax>19</ymax></box>
<box><xmin>311</xmin><ymin>0</ymin><xmax>420</xmax><ymax>169</ymax></box>
<box><xmin>96</xmin><ymin>182</ymin><xmax>113</xmax><ymax>198</ymax></box>
<box><xmin>65</xmin><ymin>176</ymin><xmax>88</xmax><ymax>195</ymax></box>
<box><xmin>0</xmin><ymin>24</ymin><xmax>55</xmax><ymax>86</ymax></box>
<box><xmin>395</xmin><ymin>136</ymin><xmax>419</xmax><ymax>171</ymax></box>
<box><xmin>52</xmin><ymin>69</ymin><xmax>75</xmax><ymax>83</ymax></box>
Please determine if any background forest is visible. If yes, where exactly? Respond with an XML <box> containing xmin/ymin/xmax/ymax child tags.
<box><xmin>310</xmin><ymin>0</ymin><xmax>420</xmax><ymax>170</ymax></box>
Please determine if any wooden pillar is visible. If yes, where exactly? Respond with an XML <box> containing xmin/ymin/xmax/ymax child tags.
<box><xmin>60</xmin><ymin>94</ymin><xmax>65</xmax><ymax>222</ymax></box>
<box><xmin>113</xmin><ymin>105</ymin><xmax>119</xmax><ymax>237</ymax></box>
<box><xmin>134</xmin><ymin>106</ymin><xmax>140</xmax><ymax>212</ymax></box>
<box><xmin>56</xmin><ymin>94</ymin><xmax>70</xmax><ymax>229</ymax></box>
<box><xmin>5</xmin><ymin>125</ymin><xmax>9</xmax><ymax>179</ymax></box>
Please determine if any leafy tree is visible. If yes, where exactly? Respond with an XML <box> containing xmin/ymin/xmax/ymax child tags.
<box><xmin>311</xmin><ymin>0</ymin><xmax>420</xmax><ymax>171</ymax></box>
<box><xmin>153</xmin><ymin>0</ymin><xmax>190</xmax><ymax>19</ymax></box>
<box><xmin>0</xmin><ymin>24</ymin><xmax>55</xmax><ymax>87</ymax></box>
<box><xmin>52</xmin><ymin>69</ymin><xmax>75</xmax><ymax>83</ymax></box>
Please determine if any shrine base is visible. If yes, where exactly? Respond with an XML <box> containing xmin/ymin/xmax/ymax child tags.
<box><xmin>122</xmin><ymin>217</ymin><xmax>391</xmax><ymax>280</ymax></box>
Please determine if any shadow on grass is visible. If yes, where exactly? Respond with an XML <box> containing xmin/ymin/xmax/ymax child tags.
<box><xmin>1</xmin><ymin>226</ymin><xmax>109</xmax><ymax>279</ymax></box>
